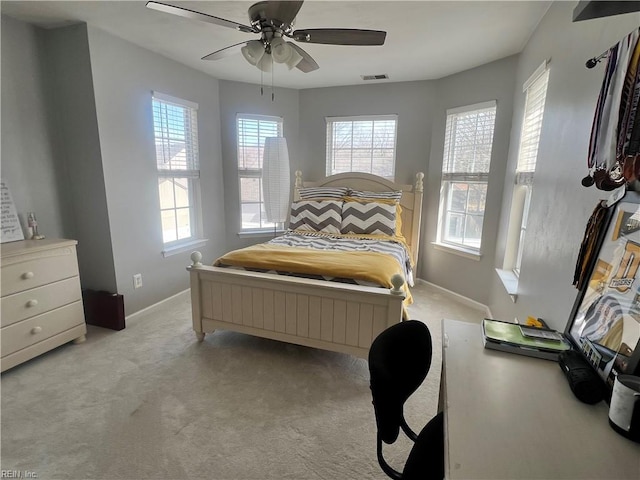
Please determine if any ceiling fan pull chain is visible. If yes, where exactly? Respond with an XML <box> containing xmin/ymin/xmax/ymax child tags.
<box><xmin>272</xmin><ymin>59</ymin><xmax>275</xmax><ymax>102</ymax></box>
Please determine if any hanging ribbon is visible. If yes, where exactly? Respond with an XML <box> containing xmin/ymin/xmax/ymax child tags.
<box><xmin>573</xmin><ymin>201</ymin><xmax>610</xmax><ymax>290</ymax></box>
<box><xmin>583</xmin><ymin>27</ymin><xmax>640</xmax><ymax>191</ymax></box>
<box><xmin>618</xmin><ymin>32</ymin><xmax>640</xmax><ymax>182</ymax></box>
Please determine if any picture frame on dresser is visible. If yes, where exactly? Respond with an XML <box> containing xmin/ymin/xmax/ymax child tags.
<box><xmin>566</xmin><ymin>191</ymin><xmax>640</xmax><ymax>393</ymax></box>
<box><xmin>0</xmin><ymin>179</ymin><xmax>25</xmax><ymax>243</ymax></box>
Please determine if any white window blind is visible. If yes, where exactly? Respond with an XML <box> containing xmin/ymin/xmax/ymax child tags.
<box><xmin>326</xmin><ymin>115</ymin><xmax>397</xmax><ymax>179</ymax></box>
<box><xmin>237</xmin><ymin>114</ymin><xmax>282</xmax><ymax>170</ymax></box>
<box><xmin>437</xmin><ymin>101</ymin><xmax>497</xmax><ymax>253</ymax></box>
<box><xmin>516</xmin><ymin>62</ymin><xmax>549</xmax><ymax>185</ymax></box>
<box><xmin>237</xmin><ymin>114</ymin><xmax>283</xmax><ymax>230</ymax></box>
<box><xmin>153</xmin><ymin>93</ymin><xmax>199</xmax><ymax>174</ymax></box>
<box><xmin>152</xmin><ymin>92</ymin><xmax>201</xmax><ymax>246</ymax></box>
<box><xmin>442</xmin><ymin>102</ymin><xmax>497</xmax><ymax>181</ymax></box>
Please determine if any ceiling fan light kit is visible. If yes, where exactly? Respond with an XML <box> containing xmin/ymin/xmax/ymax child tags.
<box><xmin>284</xmin><ymin>48</ymin><xmax>304</xmax><ymax>71</ymax></box>
<box><xmin>256</xmin><ymin>53</ymin><xmax>273</xmax><ymax>73</ymax></box>
<box><xmin>241</xmin><ymin>40</ymin><xmax>266</xmax><ymax>66</ymax></box>
<box><xmin>270</xmin><ymin>38</ymin><xmax>303</xmax><ymax>70</ymax></box>
<box><xmin>146</xmin><ymin>0</ymin><xmax>387</xmax><ymax>74</ymax></box>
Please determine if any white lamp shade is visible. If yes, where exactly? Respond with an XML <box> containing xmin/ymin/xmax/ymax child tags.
<box><xmin>241</xmin><ymin>40</ymin><xmax>264</xmax><ymax>66</ymax></box>
<box><xmin>271</xmin><ymin>38</ymin><xmax>291</xmax><ymax>63</ymax></box>
<box><xmin>257</xmin><ymin>52</ymin><xmax>272</xmax><ymax>72</ymax></box>
<box><xmin>285</xmin><ymin>47</ymin><xmax>303</xmax><ymax>70</ymax></box>
<box><xmin>271</xmin><ymin>38</ymin><xmax>303</xmax><ymax>70</ymax></box>
<box><xmin>263</xmin><ymin>137</ymin><xmax>291</xmax><ymax>223</ymax></box>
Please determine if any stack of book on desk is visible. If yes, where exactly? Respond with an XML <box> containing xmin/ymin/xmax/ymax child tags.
<box><xmin>482</xmin><ymin>318</ymin><xmax>571</xmax><ymax>361</ymax></box>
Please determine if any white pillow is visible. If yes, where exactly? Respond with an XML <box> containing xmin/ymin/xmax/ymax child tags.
<box><xmin>297</xmin><ymin>186</ymin><xmax>348</xmax><ymax>200</ymax></box>
<box><xmin>349</xmin><ymin>189</ymin><xmax>402</xmax><ymax>201</ymax></box>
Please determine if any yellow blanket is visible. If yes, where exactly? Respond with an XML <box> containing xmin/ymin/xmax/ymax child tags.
<box><xmin>215</xmin><ymin>244</ymin><xmax>412</xmax><ymax>306</ymax></box>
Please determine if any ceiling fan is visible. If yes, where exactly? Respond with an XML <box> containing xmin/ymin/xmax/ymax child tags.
<box><xmin>146</xmin><ymin>1</ymin><xmax>387</xmax><ymax>73</ymax></box>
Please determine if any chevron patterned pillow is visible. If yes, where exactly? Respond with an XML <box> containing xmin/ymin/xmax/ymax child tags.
<box><xmin>341</xmin><ymin>200</ymin><xmax>397</xmax><ymax>236</ymax></box>
<box><xmin>289</xmin><ymin>200</ymin><xmax>342</xmax><ymax>233</ymax></box>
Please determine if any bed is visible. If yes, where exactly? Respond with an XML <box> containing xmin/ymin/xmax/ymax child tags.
<box><xmin>187</xmin><ymin>171</ymin><xmax>424</xmax><ymax>359</ymax></box>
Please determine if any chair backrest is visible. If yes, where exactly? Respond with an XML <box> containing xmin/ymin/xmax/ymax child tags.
<box><xmin>368</xmin><ymin>320</ymin><xmax>433</xmax><ymax>444</ymax></box>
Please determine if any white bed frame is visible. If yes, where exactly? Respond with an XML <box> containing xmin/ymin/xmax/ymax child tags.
<box><xmin>187</xmin><ymin>171</ymin><xmax>424</xmax><ymax>359</ymax></box>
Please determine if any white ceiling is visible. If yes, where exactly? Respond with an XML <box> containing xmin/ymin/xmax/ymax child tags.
<box><xmin>1</xmin><ymin>0</ymin><xmax>553</xmax><ymax>89</ymax></box>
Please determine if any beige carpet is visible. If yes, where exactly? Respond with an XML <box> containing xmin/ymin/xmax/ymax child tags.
<box><xmin>1</xmin><ymin>281</ymin><xmax>485</xmax><ymax>480</ymax></box>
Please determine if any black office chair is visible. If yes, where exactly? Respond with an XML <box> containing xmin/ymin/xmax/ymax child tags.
<box><xmin>369</xmin><ymin>320</ymin><xmax>444</xmax><ymax>480</ymax></box>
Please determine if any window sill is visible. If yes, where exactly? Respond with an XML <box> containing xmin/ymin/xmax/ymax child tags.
<box><xmin>238</xmin><ymin>229</ymin><xmax>286</xmax><ymax>239</ymax></box>
<box><xmin>162</xmin><ymin>238</ymin><xmax>208</xmax><ymax>258</ymax></box>
<box><xmin>431</xmin><ymin>242</ymin><xmax>482</xmax><ymax>261</ymax></box>
<box><xmin>495</xmin><ymin>268</ymin><xmax>518</xmax><ymax>302</ymax></box>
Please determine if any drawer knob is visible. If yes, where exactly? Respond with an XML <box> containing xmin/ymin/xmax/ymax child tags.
<box><xmin>31</xmin><ymin>326</ymin><xmax>43</xmax><ymax>334</ymax></box>
<box><xmin>26</xmin><ymin>299</ymin><xmax>39</xmax><ymax>308</ymax></box>
<box><xmin>22</xmin><ymin>271</ymin><xmax>34</xmax><ymax>280</ymax></box>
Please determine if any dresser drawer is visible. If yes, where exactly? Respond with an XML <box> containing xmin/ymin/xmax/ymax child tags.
<box><xmin>1</xmin><ymin>302</ymin><xmax>85</xmax><ymax>357</ymax></box>
<box><xmin>0</xmin><ymin>276</ymin><xmax>82</xmax><ymax>328</ymax></box>
<box><xmin>1</xmin><ymin>247</ymin><xmax>79</xmax><ymax>296</ymax></box>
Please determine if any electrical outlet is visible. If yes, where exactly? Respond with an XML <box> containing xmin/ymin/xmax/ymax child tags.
<box><xmin>133</xmin><ymin>273</ymin><xmax>143</xmax><ymax>289</ymax></box>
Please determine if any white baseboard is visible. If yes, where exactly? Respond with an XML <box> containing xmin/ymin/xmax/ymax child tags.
<box><xmin>416</xmin><ymin>279</ymin><xmax>492</xmax><ymax>317</ymax></box>
<box><xmin>125</xmin><ymin>289</ymin><xmax>190</xmax><ymax>321</ymax></box>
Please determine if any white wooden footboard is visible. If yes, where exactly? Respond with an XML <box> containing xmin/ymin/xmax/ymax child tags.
<box><xmin>187</xmin><ymin>253</ymin><xmax>405</xmax><ymax>359</ymax></box>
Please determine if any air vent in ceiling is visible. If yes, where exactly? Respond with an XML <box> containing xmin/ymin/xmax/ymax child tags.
<box><xmin>361</xmin><ymin>74</ymin><xmax>389</xmax><ymax>81</ymax></box>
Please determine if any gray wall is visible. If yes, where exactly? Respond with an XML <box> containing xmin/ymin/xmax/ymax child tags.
<box><xmin>44</xmin><ymin>24</ymin><xmax>118</xmax><ymax>293</ymax></box>
<box><xmin>488</xmin><ymin>3</ymin><xmax>640</xmax><ymax>330</ymax></box>
<box><xmin>2</xmin><ymin>17</ymin><xmax>118</xmax><ymax>293</ymax></box>
<box><xmin>1</xmin><ymin>16</ymin><xmax>71</xmax><ymax>239</ymax></box>
<box><xmin>218</xmin><ymin>80</ymin><xmax>299</xmax><ymax>252</ymax></box>
<box><xmin>296</xmin><ymin>69</ymin><xmax>516</xmax><ymax>306</ymax></box>
<box><xmin>1</xmin><ymin>17</ymin><xmax>226</xmax><ymax>315</ymax></box>
<box><xmin>85</xmin><ymin>26</ymin><xmax>226</xmax><ymax>314</ymax></box>
<box><xmin>298</xmin><ymin>81</ymin><xmax>437</xmax><ymax>187</ymax></box>
<box><xmin>423</xmin><ymin>56</ymin><xmax>518</xmax><ymax>304</ymax></box>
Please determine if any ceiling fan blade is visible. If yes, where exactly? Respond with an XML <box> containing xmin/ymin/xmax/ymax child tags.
<box><xmin>288</xmin><ymin>43</ymin><xmax>319</xmax><ymax>73</ymax></box>
<box><xmin>201</xmin><ymin>41</ymin><xmax>249</xmax><ymax>61</ymax></box>
<box><xmin>146</xmin><ymin>1</ymin><xmax>256</xmax><ymax>33</ymax></box>
<box><xmin>248</xmin><ymin>1</ymin><xmax>304</xmax><ymax>26</ymax></box>
<box><xmin>291</xmin><ymin>28</ymin><xmax>386</xmax><ymax>46</ymax></box>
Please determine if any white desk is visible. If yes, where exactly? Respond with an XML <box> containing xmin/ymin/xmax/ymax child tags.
<box><xmin>441</xmin><ymin>319</ymin><xmax>640</xmax><ymax>480</ymax></box>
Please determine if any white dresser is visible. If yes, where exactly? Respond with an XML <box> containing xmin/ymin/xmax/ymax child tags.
<box><xmin>1</xmin><ymin>238</ymin><xmax>87</xmax><ymax>372</ymax></box>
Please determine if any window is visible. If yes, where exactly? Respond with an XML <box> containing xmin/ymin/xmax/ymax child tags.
<box><xmin>436</xmin><ymin>101</ymin><xmax>497</xmax><ymax>254</ymax></box>
<box><xmin>511</xmin><ymin>62</ymin><xmax>550</xmax><ymax>276</ymax></box>
<box><xmin>326</xmin><ymin>115</ymin><xmax>397</xmax><ymax>179</ymax></box>
<box><xmin>237</xmin><ymin>114</ymin><xmax>283</xmax><ymax>231</ymax></box>
<box><xmin>152</xmin><ymin>92</ymin><xmax>202</xmax><ymax>249</ymax></box>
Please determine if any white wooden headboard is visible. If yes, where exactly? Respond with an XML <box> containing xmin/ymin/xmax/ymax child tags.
<box><xmin>293</xmin><ymin>171</ymin><xmax>424</xmax><ymax>265</ymax></box>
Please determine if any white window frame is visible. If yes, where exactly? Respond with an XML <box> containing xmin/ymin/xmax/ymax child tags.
<box><xmin>509</xmin><ymin>61</ymin><xmax>550</xmax><ymax>276</ymax></box>
<box><xmin>514</xmin><ymin>185</ymin><xmax>532</xmax><ymax>275</ymax></box>
<box><xmin>152</xmin><ymin>92</ymin><xmax>206</xmax><ymax>257</ymax></box>
<box><xmin>498</xmin><ymin>60</ymin><xmax>550</xmax><ymax>299</ymax></box>
<box><xmin>325</xmin><ymin>114</ymin><xmax>398</xmax><ymax>180</ymax></box>
<box><xmin>237</xmin><ymin>113</ymin><xmax>284</xmax><ymax>233</ymax></box>
<box><xmin>514</xmin><ymin>62</ymin><xmax>550</xmax><ymax>275</ymax></box>
<box><xmin>435</xmin><ymin>101</ymin><xmax>497</xmax><ymax>257</ymax></box>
